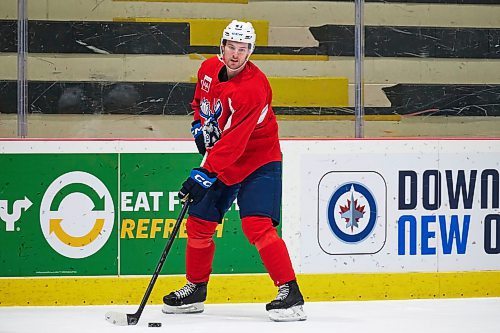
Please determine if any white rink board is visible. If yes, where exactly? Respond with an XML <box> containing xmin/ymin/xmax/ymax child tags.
<box><xmin>280</xmin><ymin>139</ymin><xmax>500</xmax><ymax>274</ymax></box>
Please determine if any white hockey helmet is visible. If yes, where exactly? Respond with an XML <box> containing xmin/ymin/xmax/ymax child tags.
<box><xmin>221</xmin><ymin>20</ymin><xmax>256</xmax><ymax>53</ymax></box>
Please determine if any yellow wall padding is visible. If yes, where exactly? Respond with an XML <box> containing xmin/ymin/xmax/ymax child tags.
<box><xmin>1</xmin><ymin>271</ymin><xmax>499</xmax><ymax>306</ymax></box>
<box><xmin>269</xmin><ymin>77</ymin><xmax>349</xmax><ymax>107</ymax></box>
<box><xmin>188</xmin><ymin>76</ymin><xmax>348</xmax><ymax>108</ymax></box>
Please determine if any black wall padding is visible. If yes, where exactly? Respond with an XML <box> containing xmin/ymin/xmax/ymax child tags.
<box><xmin>0</xmin><ymin>81</ymin><xmax>195</xmax><ymax>115</ymax></box>
<box><xmin>318</xmin><ymin>0</ymin><xmax>500</xmax><ymax>4</ymax></box>
<box><xmin>0</xmin><ymin>81</ymin><xmax>498</xmax><ymax>116</ymax></box>
<box><xmin>0</xmin><ymin>20</ymin><xmax>190</xmax><ymax>54</ymax></box>
<box><xmin>383</xmin><ymin>84</ymin><xmax>500</xmax><ymax>115</ymax></box>
<box><xmin>3</xmin><ymin>20</ymin><xmax>499</xmax><ymax>59</ymax></box>
<box><xmin>310</xmin><ymin>25</ymin><xmax>500</xmax><ymax>58</ymax></box>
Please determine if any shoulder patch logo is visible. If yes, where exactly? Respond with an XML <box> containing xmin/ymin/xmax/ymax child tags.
<box><xmin>201</xmin><ymin>75</ymin><xmax>212</xmax><ymax>93</ymax></box>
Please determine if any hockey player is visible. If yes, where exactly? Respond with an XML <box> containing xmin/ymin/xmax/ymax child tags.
<box><xmin>162</xmin><ymin>20</ymin><xmax>306</xmax><ymax>322</ymax></box>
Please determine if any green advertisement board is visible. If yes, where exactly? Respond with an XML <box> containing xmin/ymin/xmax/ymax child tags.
<box><xmin>0</xmin><ymin>153</ymin><xmax>268</xmax><ymax>277</ymax></box>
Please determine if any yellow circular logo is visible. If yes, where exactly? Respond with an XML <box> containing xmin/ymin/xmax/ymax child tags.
<box><xmin>40</xmin><ymin>171</ymin><xmax>114</xmax><ymax>258</ymax></box>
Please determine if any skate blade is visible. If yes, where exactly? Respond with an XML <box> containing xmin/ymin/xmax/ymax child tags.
<box><xmin>268</xmin><ymin>305</ymin><xmax>307</xmax><ymax>322</ymax></box>
<box><xmin>162</xmin><ymin>302</ymin><xmax>204</xmax><ymax>314</ymax></box>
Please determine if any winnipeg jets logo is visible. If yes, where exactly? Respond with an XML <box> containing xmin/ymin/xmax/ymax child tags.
<box><xmin>327</xmin><ymin>182</ymin><xmax>377</xmax><ymax>243</ymax></box>
<box><xmin>201</xmin><ymin>75</ymin><xmax>212</xmax><ymax>93</ymax></box>
<box><xmin>318</xmin><ymin>171</ymin><xmax>387</xmax><ymax>255</ymax></box>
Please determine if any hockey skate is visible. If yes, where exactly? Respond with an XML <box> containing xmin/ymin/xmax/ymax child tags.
<box><xmin>266</xmin><ymin>280</ymin><xmax>307</xmax><ymax>322</ymax></box>
<box><xmin>162</xmin><ymin>281</ymin><xmax>207</xmax><ymax>314</ymax></box>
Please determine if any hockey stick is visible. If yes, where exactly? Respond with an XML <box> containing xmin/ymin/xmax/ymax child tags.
<box><xmin>105</xmin><ymin>198</ymin><xmax>190</xmax><ymax>326</ymax></box>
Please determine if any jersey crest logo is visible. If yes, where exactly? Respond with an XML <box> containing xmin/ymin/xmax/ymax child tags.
<box><xmin>199</xmin><ymin>99</ymin><xmax>223</xmax><ymax>149</ymax></box>
<box><xmin>200</xmin><ymin>98</ymin><xmax>223</xmax><ymax>121</ymax></box>
<box><xmin>200</xmin><ymin>98</ymin><xmax>211</xmax><ymax>118</ymax></box>
<box><xmin>201</xmin><ymin>75</ymin><xmax>212</xmax><ymax>93</ymax></box>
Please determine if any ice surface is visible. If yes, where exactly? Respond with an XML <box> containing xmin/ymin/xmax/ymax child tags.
<box><xmin>0</xmin><ymin>298</ymin><xmax>499</xmax><ymax>333</ymax></box>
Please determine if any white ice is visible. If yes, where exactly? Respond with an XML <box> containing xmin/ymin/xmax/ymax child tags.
<box><xmin>1</xmin><ymin>298</ymin><xmax>499</xmax><ymax>333</ymax></box>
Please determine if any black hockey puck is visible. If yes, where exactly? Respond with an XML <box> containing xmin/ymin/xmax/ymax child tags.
<box><xmin>148</xmin><ymin>322</ymin><xmax>162</xmax><ymax>327</ymax></box>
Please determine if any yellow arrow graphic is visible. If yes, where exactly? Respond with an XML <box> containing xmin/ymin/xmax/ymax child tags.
<box><xmin>49</xmin><ymin>218</ymin><xmax>105</xmax><ymax>247</ymax></box>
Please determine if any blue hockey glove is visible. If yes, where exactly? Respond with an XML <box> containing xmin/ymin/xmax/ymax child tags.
<box><xmin>191</xmin><ymin>120</ymin><xmax>206</xmax><ymax>156</ymax></box>
<box><xmin>191</xmin><ymin>120</ymin><xmax>202</xmax><ymax>138</ymax></box>
<box><xmin>178</xmin><ymin>168</ymin><xmax>217</xmax><ymax>204</ymax></box>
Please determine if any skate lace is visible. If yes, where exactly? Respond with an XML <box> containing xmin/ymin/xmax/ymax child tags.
<box><xmin>174</xmin><ymin>282</ymin><xmax>197</xmax><ymax>299</ymax></box>
<box><xmin>275</xmin><ymin>283</ymin><xmax>290</xmax><ymax>301</ymax></box>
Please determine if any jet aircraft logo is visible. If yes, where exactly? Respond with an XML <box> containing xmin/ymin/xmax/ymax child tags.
<box><xmin>327</xmin><ymin>183</ymin><xmax>376</xmax><ymax>243</ymax></box>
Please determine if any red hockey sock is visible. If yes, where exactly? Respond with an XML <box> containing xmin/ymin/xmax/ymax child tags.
<box><xmin>185</xmin><ymin>216</ymin><xmax>218</xmax><ymax>283</ymax></box>
<box><xmin>242</xmin><ymin>216</ymin><xmax>296</xmax><ymax>286</ymax></box>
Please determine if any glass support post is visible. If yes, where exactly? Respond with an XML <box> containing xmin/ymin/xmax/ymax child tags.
<box><xmin>17</xmin><ymin>0</ymin><xmax>28</xmax><ymax>138</ymax></box>
<box><xmin>354</xmin><ymin>0</ymin><xmax>365</xmax><ymax>138</ymax></box>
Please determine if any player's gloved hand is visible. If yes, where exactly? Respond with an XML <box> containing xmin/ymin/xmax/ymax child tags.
<box><xmin>178</xmin><ymin>168</ymin><xmax>217</xmax><ymax>204</ymax></box>
<box><xmin>191</xmin><ymin>120</ymin><xmax>206</xmax><ymax>156</ymax></box>
<box><xmin>203</xmin><ymin>117</ymin><xmax>221</xmax><ymax>149</ymax></box>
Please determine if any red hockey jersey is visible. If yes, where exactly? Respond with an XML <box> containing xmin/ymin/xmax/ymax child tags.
<box><xmin>191</xmin><ymin>56</ymin><xmax>282</xmax><ymax>185</ymax></box>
